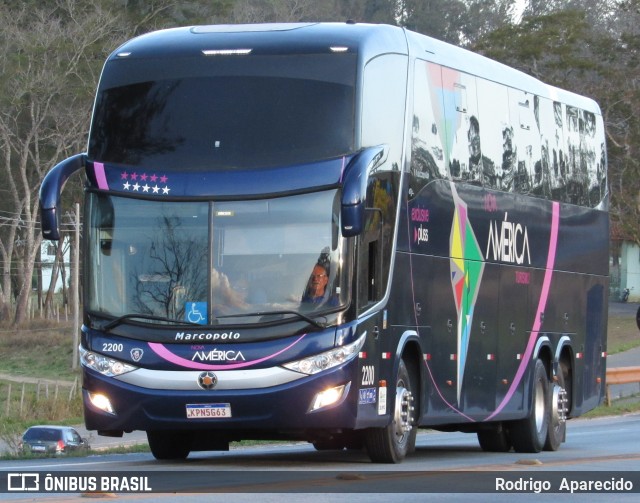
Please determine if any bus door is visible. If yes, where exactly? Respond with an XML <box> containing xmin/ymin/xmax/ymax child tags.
<box><xmin>355</xmin><ymin>208</ymin><xmax>386</xmax><ymax>421</ymax></box>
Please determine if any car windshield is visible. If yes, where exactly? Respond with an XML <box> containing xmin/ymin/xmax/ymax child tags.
<box><xmin>87</xmin><ymin>190</ymin><xmax>351</xmax><ymax>326</ymax></box>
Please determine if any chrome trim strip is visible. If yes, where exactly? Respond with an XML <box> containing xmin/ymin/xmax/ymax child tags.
<box><xmin>114</xmin><ymin>366</ymin><xmax>304</xmax><ymax>390</ymax></box>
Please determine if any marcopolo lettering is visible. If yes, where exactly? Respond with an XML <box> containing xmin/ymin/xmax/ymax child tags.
<box><xmin>175</xmin><ymin>331</ymin><xmax>240</xmax><ymax>341</ymax></box>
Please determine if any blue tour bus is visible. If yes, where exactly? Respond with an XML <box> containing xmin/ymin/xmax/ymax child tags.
<box><xmin>40</xmin><ymin>22</ymin><xmax>608</xmax><ymax>462</ymax></box>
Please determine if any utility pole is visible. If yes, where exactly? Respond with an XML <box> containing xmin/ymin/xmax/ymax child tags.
<box><xmin>72</xmin><ymin>203</ymin><xmax>80</xmax><ymax>370</ymax></box>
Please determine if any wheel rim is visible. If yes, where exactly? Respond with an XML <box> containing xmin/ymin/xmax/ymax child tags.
<box><xmin>551</xmin><ymin>383</ymin><xmax>568</xmax><ymax>426</ymax></box>
<box><xmin>393</xmin><ymin>383</ymin><xmax>415</xmax><ymax>445</ymax></box>
<box><xmin>533</xmin><ymin>378</ymin><xmax>546</xmax><ymax>434</ymax></box>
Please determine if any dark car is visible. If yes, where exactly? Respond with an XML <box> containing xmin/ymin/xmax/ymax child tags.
<box><xmin>21</xmin><ymin>426</ymin><xmax>90</xmax><ymax>456</ymax></box>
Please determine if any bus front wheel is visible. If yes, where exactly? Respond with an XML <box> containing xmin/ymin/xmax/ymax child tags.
<box><xmin>147</xmin><ymin>430</ymin><xmax>191</xmax><ymax>460</ymax></box>
<box><xmin>364</xmin><ymin>358</ymin><xmax>418</xmax><ymax>463</ymax></box>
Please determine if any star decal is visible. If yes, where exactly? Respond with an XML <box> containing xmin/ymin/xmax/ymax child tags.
<box><xmin>117</xmin><ymin>170</ymin><xmax>172</xmax><ymax>195</ymax></box>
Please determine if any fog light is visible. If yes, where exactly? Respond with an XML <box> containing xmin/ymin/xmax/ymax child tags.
<box><xmin>88</xmin><ymin>392</ymin><xmax>115</xmax><ymax>415</ymax></box>
<box><xmin>310</xmin><ymin>383</ymin><xmax>349</xmax><ymax>412</ymax></box>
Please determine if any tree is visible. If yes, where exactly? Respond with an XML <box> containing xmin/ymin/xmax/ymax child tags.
<box><xmin>117</xmin><ymin>0</ymin><xmax>233</xmax><ymax>33</ymax></box>
<box><xmin>463</xmin><ymin>0</ymin><xmax>517</xmax><ymax>44</ymax></box>
<box><xmin>596</xmin><ymin>0</ymin><xmax>640</xmax><ymax>243</ymax></box>
<box><xmin>0</xmin><ymin>0</ymin><xmax>124</xmax><ymax>324</ymax></box>
<box><xmin>472</xmin><ymin>9</ymin><xmax>599</xmax><ymax>79</ymax></box>
<box><xmin>395</xmin><ymin>0</ymin><xmax>468</xmax><ymax>44</ymax></box>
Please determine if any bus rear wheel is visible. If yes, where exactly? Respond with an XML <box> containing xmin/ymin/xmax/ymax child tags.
<box><xmin>364</xmin><ymin>359</ymin><xmax>418</xmax><ymax>463</ymax></box>
<box><xmin>544</xmin><ymin>361</ymin><xmax>569</xmax><ymax>451</ymax></box>
<box><xmin>509</xmin><ymin>358</ymin><xmax>550</xmax><ymax>453</ymax></box>
<box><xmin>147</xmin><ymin>430</ymin><xmax>191</xmax><ymax>460</ymax></box>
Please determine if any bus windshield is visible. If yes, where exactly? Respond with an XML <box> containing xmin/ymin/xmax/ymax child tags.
<box><xmin>87</xmin><ymin>190</ymin><xmax>350</xmax><ymax>326</ymax></box>
<box><xmin>88</xmin><ymin>53</ymin><xmax>356</xmax><ymax>170</ymax></box>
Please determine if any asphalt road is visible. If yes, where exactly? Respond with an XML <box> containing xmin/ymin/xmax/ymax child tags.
<box><xmin>2</xmin><ymin>413</ymin><xmax>639</xmax><ymax>502</ymax></box>
<box><xmin>608</xmin><ymin>300</ymin><xmax>640</xmax><ymax>318</ymax></box>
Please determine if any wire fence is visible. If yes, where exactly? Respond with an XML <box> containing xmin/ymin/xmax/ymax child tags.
<box><xmin>1</xmin><ymin>376</ymin><xmax>81</xmax><ymax>419</ymax></box>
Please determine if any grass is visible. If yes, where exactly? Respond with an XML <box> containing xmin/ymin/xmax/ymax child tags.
<box><xmin>582</xmin><ymin>395</ymin><xmax>640</xmax><ymax>418</ymax></box>
<box><xmin>606</xmin><ymin>314</ymin><xmax>640</xmax><ymax>354</ymax></box>
<box><xmin>0</xmin><ymin>320</ymin><xmax>79</xmax><ymax>382</ymax></box>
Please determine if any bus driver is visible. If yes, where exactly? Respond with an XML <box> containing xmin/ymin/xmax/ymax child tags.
<box><xmin>302</xmin><ymin>263</ymin><xmax>330</xmax><ymax>304</ymax></box>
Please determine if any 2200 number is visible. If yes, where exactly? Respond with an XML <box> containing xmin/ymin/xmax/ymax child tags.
<box><xmin>102</xmin><ymin>343</ymin><xmax>124</xmax><ymax>352</ymax></box>
<box><xmin>362</xmin><ymin>365</ymin><xmax>375</xmax><ymax>386</ymax></box>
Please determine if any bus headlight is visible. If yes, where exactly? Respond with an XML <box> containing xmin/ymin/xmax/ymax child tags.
<box><xmin>310</xmin><ymin>383</ymin><xmax>350</xmax><ymax>412</ymax></box>
<box><xmin>80</xmin><ymin>347</ymin><xmax>137</xmax><ymax>377</ymax></box>
<box><xmin>282</xmin><ymin>333</ymin><xmax>366</xmax><ymax>375</ymax></box>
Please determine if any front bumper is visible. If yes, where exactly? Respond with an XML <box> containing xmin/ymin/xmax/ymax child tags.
<box><xmin>82</xmin><ymin>361</ymin><xmax>359</xmax><ymax>433</ymax></box>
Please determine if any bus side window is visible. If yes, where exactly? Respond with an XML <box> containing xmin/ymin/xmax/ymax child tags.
<box><xmin>358</xmin><ymin>208</ymin><xmax>383</xmax><ymax>310</ymax></box>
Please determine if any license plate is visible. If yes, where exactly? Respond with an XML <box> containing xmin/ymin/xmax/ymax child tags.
<box><xmin>186</xmin><ymin>403</ymin><xmax>231</xmax><ymax>419</ymax></box>
<box><xmin>31</xmin><ymin>445</ymin><xmax>46</xmax><ymax>452</ymax></box>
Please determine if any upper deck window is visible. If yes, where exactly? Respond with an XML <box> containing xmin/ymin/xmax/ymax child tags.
<box><xmin>89</xmin><ymin>53</ymin><xmax>356</xmax><ymax>170</ymax></box>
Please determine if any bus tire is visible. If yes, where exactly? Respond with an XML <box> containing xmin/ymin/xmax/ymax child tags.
<box><xmin>364</xmin><ymin>359</ymin><xmax>418</xmax><ymax>463</ymax></box>
<box><xmin>544</xmin><ymin>361</ymin><xmax>568</xmax><ymax>451</ymax></box>
<box><xmin>509</xmin><ymin>358</ymin><xmax>550</xmax><ymax>453</ymax></box>
<box><xmin>147</xmin><ymin>430</ymin><xmax>191</xmax><ymax>460</ymax></box>
<box><xmin>477</xmin><ymin>423</ymin><xmax>511</xmax><ymax>452</ymax></box>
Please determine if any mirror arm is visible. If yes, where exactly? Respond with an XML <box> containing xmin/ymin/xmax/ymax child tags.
<box><xmin>39</xmin><ymin>154</ymin><xmax>86</xmax><ymax>241</ymax></box>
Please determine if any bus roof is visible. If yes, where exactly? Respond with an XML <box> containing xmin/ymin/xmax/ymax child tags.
<box><xmin>109</xmin><ymin>22</ymin><xmax>407</xmax><ymax>64</ymax></box>
<box><xmin>403</xmin><ymin>29</ymin><xmax>601</xmax><ymax>114</ymax></box>
<box><xmin>109</xmin><ymin>22</ymin><xmax>600</xmax><ymax>115</ymax></box>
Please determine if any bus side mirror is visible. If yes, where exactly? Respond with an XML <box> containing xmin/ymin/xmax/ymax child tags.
<box><xmin>341</xmin><ymin>204</ymin><xmax>363</xmax><ymax>237</ymax></box>
<box><xmin>340</xmin><ymin>146</ymin><xmax>386</xmax><ymax>237</ymax></box>
<box><xmin>39</xmin><ymin>154</ymin><xmax>86</xmax><ymax>241</ymax></box>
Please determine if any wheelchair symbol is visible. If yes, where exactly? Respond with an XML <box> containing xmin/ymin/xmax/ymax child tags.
<box><xmin>186</xmin><ymin>302</ymin><xmax>207</xmax><ymax>324</ymax></box>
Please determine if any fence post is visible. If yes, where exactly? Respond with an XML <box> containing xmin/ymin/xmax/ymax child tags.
<box><xmin>68</xmin><ymin>377</ymin><xmax>78</xmax><ymax>402</ymax></box>
<box><xmin>5</xmin><ymin>383</ymin><xmax>11</xmax><ymax>416</ymax></box>
<box><xmin>20</xmin><ymin>383</ymin><xmax>25</xmax><ymax>416</ymax></box>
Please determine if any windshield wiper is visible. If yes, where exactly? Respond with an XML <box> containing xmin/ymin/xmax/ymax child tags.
<box><xmin>102</xmin><ymin>313</ymin><xmax>203</xmax><ymax>332</ymax></box>
<box><xmin>214</xmin><ymin>310</ymin><xmax>326</xmax><ymax>329</ymax></box>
